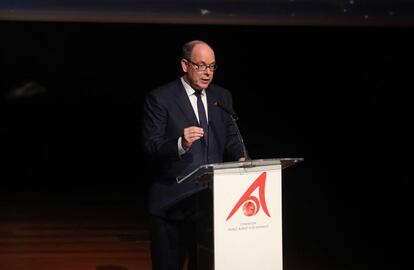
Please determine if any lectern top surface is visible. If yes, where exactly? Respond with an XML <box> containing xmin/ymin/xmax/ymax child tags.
<box><xmin>176</xmin><ymin>158</ymin><xmax>303</xmax><ymax>184</ymax></box>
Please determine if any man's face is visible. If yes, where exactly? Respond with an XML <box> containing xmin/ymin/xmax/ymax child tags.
<box><xmin>181</xmin><ymin>43</ymin><xmax>216</xmax><ymax>90</ymax></box>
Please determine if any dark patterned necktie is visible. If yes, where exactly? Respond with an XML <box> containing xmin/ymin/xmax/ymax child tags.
<box><xmin>194</xmin><ymin>91</ymin><xmax>208</xmax><ymax>143</ymax></box>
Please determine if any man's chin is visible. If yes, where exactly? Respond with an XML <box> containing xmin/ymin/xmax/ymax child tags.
<box><xmin>198</xmin><ymin>82</ymin><xmax>211</xmax><ymax>89</ymax></box>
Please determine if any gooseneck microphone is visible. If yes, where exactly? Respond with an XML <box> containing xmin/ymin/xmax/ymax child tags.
<box><xmin>214</xmin><ymin>101</ymin><xmax>239</xmax><ymax>120</ymax></box>
<box><xmin>214</xmin><ymin>101</ymin><xmax>250</xmax><ymax>160</ymax></box>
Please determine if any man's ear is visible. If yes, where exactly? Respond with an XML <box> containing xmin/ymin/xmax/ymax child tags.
<box><xmin>181</xmin><ymin>59</ymin><xmax>188</xmax><ymax>73</ymax></box>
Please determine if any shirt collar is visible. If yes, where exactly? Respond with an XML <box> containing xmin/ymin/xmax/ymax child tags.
<box><xmin>181</xmin><ymin>77</ymin><xmax>206</xmax><ymax>97</ymax></box>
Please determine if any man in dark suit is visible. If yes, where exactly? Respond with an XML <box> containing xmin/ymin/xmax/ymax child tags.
<box><xmin>142</xmin><ymin>40</ymin><xmax>246</xmax><ymax>270</ymax></box>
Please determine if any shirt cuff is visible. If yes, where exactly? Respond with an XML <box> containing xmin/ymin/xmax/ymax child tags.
<box><xmin>178</xmin><ymin>137</ymin><xmax>186</xmax><ymax>156</ymax></box>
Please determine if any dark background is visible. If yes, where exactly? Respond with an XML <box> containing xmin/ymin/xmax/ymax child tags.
<box><xmin>1</xmin><ymin>20</ymin><xmax>412</xmax><ymax>269</ymax></box>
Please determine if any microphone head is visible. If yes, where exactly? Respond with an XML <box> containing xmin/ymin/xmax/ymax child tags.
<box><xmin>215</xmin><ymin>101</ymin><xmax>238</xmax><ymax>120</ymax></box>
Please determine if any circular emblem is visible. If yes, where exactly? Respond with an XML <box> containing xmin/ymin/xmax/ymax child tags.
<box><xmin>242</xmin><ymin>201</ymin><xmax>256</xmax><ymax>216</ymax></box>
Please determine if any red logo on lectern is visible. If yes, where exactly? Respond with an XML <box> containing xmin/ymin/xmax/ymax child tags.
<box><xmin>226</xmin><ymin>172</ymin><xmax>270</xmax><ymax>221</ymax></box>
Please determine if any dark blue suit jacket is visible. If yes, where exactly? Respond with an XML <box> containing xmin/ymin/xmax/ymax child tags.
<box><xmin>142</xmin><ymin>79</ymin><xmax>244</xmax><ymax>217</ymax></box>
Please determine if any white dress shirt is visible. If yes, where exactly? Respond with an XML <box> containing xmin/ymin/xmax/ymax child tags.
<box><xmin>177</xmin><ymin>77</ymin><xmax>208</xmax><ymax>155</ymax></box>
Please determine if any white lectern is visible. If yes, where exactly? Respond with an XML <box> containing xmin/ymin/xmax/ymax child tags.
<box><xmin>176</xmin><ymin>158</ymin><xmax>303</xmax><ymax>270</ymax></box>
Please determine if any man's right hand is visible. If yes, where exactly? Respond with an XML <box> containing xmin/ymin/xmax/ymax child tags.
<box><xmin>182</xmin><ymin>126</ymin><xmax>204</xmax><ymax>151</ymax></box>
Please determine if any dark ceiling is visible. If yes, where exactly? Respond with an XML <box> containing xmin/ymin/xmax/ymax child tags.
<box><xmin>1</xmin><ymin>0</ymin><xmax>414</xmax><ymax>26</ymax></box>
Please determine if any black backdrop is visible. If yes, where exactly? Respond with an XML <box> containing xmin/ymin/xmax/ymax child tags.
<box><xmin>1</xmin><ymin>21</ymin><xmax>412</xmax><ymax>269</ymax></box>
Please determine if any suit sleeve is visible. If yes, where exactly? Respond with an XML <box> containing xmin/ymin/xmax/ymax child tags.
<box><xmin>142</xmin><ymin>92</ymin><xmax>179</xmax><ymax>159</ymax></box>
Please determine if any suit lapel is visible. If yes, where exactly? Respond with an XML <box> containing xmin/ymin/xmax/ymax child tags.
<box><xmin>175</xmin><ymin>80</ymin><xmax>199</xmax><ymax>126</ymax></box>
<box><xmin>206</xmin><ymin>87</ymin><xmax>219</xmax><ymax>124</ymax></box>
<box><xmin>174</xmin><ymin>80</ymin><xmax>220</xmax><ymax>128</ymax></box>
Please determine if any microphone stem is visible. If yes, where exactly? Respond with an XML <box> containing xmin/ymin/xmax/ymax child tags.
<box><xmin>230</xmin><ymin>115</ymin><xmax>250</xmax><ymax>160</ymax></box>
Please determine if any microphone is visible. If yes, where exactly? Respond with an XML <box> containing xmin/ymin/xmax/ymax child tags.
<box><xmin>214</xmin><ymin>101</ymin><xmax>250</xmax><ymax>160</ymax></box>
<box><xmin>214</xmin><ymin>101</ymin><xmax>238</xmax><ymax>120</ymax></box>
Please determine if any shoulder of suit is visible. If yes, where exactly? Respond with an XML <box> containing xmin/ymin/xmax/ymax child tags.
<box><xmin>148</xmin><ymin>79</ymin><xmax>182</xmax><ymax>97</ymax></box>
<box><xmin>208</xmin><ymin>83</ymin><xmax>232</xmax><ymax>98</ymax></box>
